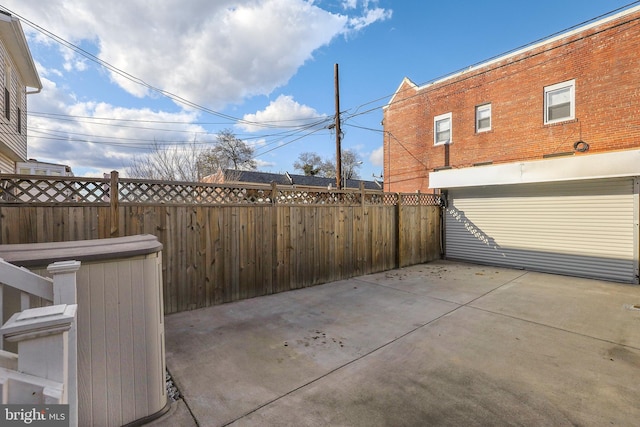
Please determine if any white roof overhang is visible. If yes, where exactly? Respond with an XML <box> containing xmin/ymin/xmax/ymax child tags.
<box><xmin>429</xmin><ymin>149</ymin><xmax>640</xmax><ymax>189</ymax></box>
<box><xmin>0</xmin><ymin>14</ymin><xmax>42</xmax><ymax>91</ymax></box>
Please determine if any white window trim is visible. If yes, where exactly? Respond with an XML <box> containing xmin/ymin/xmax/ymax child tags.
<box><xmin>434</xmin><ymin>112</ymin><xmax>452</xmax><ymax>146</ymax></box>
<box><xmin>476</xmin><ymin>103</ymin><xmax>491</xmax><ymax>133</ymax></box>
<box><xmin>544</xmin><ymin>79</ymin><xmax>575</xmax><ymax>124</ymax></box>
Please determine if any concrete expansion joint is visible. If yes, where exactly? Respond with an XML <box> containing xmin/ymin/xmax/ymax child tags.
<box><xmin>225</xmin><ymin>271</ymin><xmax>536</xmax><ymax>425</ymax></box>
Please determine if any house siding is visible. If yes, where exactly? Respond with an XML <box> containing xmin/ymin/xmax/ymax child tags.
<box><xmin>383</xmin><ymin>7</ymin><xmax>640</xmax><ymax>192</ymax></box>
<box><xmin>0</xmin><ymin>151</ymin><xmax>13</xmax><ymax>172</ymax></box>
<box><xmin>0</xmin><ymin>37</ymin><xmax>28</xmax><ymax>166</ymax></box>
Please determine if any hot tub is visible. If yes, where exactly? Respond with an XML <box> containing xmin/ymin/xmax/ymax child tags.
<box><xmin>0</xmin><ymin>234</ymin><xmax>167</xmax><ymax>426</ymax></box>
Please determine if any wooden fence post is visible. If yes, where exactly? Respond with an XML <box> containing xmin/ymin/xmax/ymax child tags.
<box><xmin>270</xmin><ymin>182</ymin><xmax>278</xmax><ymax>293</ymax></box>
<box><xmin>396</xmin><ymin>193</ymin><xmax>402</xmax><ymax>268</ymax></box>
<box><xmin>110</xmin><ymin>170</ymin><xmax>119</xmax><ymax>237</ymax></box>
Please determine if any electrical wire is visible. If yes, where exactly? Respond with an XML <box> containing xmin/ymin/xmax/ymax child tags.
<box><xmin>0</xmin><ymin>5</ymin><xmax>325</xmax><ymax>131</ymax></box>
<box><xmin>6</xmin><ymin>1</ymin><xmax>638</xmax><ymax>160</ymax></box>
<box><xmin>28</xmin><ymin>110</ymin><xmax>329</xmax><ymax>127</ymax></box>
<box><xmin>27</xmin><ymin>115</ymin><xmax>332</xmax><ymax>142</ymax></box>
<box><xmin>340</xmin><ymin>0</ymin><xmax>640</xmax><ymax>123</ymax></box>
<box><xmin>23</xmin><ymin>116</ymin><xmax>334</xmax><ymax>152</ymax></box>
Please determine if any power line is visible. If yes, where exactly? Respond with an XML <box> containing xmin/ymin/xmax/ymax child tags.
<box><xmin>28</xmin><ymin>110</ymin><xmax>329</xmax><ymax>127</ymax></box>
<box><xmin>341</xmin><ymin>1</ymin><xmax>640</xmax><ymax>124</ymax></box>
<box><xmin>0</xmin><ymin>5</ymin><xmax>325</xmax><ymax>131</ymax></box>
<box><xmin>12</xmin><ymin>0</ymin><xmax>637</xmax><ymax>162</ymax></box>
<box><xmin>0</xmin><ymin>6</ymin><xmax>357</xmax><ymax>164</ymax></box>
<box><xmin>253</xmin><ymin>126</ymin><xmax>327</xmax><ymax>158</ymax></box>
<box><xmin>23</xmin><ymin>116</ymin><xmax>334</xmax><ymax>152</ymax></box>
<box><xmin>27</xmin><ymin>114</ymin><xmax>333</xmax><ymax>142</ymax></box>
<box><xmin>27</xmin><ymin>126</ymin><xmax>214</xmax><ymax>145</ymax></box>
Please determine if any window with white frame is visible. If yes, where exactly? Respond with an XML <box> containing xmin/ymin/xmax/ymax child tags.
<box><xmin>544</xmin><ymin>79</ymin><xmax>575</xmax><ymax>124</ymax></box>
<box><xmin>434</xmin><ymin>112</ymin><xmax>452</xmax><ymax>145</ymax></box>
<box><xmin>476</xmin><ymin>103</ymin><xmax>491</xmax><ymax>132</ymax></box>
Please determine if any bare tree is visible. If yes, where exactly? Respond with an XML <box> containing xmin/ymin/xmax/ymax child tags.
<box><xmin>205</xmin><ymin>129</ymin><xmax>256</xmax><ymax>171</ymax></box>
<box><xmin>127</xmin><ymin>130</ymin><xmax>255</xmax><ymax>181</ymax></box>
<box><xmin>318</xmin><ymin>158</ymin><xmax>336</xmax><ymax>178</ymax></box>
<box><xmin>126</xmin><ymin>140</ymin><xmax>204</xmax><ymax>181</ymax></box>
<box><xmin>294</xmin><ymin>149</ymin><xmax>362</xmax><ymax>179</ymax></box>
<box><xmin>341</xmin><ymin>149</ymin><xmax>363</xmax><ymax>179</ymax></box>
<box><xmin>293</xmin><ymin>152</ymin><xmax>323</xmax><ymax>176</ymax></box>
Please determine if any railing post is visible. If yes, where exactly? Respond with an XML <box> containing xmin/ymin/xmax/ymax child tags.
<box><xmin>48</xmin><ymin>260</ymin><xmax>81</xmax><ymax>305</ymax></box>
<box><xmin>0</xmin><ymin>304</ymin><xmax>78</xmax><ymax>426</ymax></box>
<box><xmin>47</xmin><ymin>261</ymin><xmax>80</xmax><ymax>427</ymax></box>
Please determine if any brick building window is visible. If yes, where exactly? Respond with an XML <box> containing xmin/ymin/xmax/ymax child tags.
<box><xmin>434</xmin><ymin>112</ymin><xmax>452</xmax><ymax>145</ymax></box>
<box><xmin>544</xmin><ymin>79</ymin><xmax>575</xmax><ymax>124</ymax></box>
<box><xmin>476</xmin><ymin>104</ymin><xmax>491</xmax><ymax>132</ymax></box>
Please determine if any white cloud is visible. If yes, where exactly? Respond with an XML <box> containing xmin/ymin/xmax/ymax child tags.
<box><xmin>255</xmin><ymin>159</ymin><xmax>275</xmax><ymax>169</ymax></box>
<box><xmin>8</xmin><ymin>0</ymin><xmax>392</xmax><ymax>176</ymax></box>
<box><xmin>27</xmin><ymin>77</ymin><xmax>208</xmax><ymax>175</ymax></box>
<box><xmin>348</xmin><ymin>7</ymin><xmax>392</xmax><ymax>32</ymax></box>
<box><xmin>5</xmin><ymin>0</ymin><xmax>391</xmax><ymax>110</ymax></box>
<box><xmin>34</xmin><ymin>61</ymin><xmax>63</xmax><ymax>79</ymax></box>
<box><xmin>370</xmin><ymin>145</ymin><xmax>383</xmax><ymax>167</ymax></box>
<box><xmin>61</xmin><ymin>50</ymin><xmax>88</xmax><ymax>72</ymax></box>
<box><xmin>239</xmin><ymin>95</ymin><xmax>327</xmax><ymax>132</ymax></box>
<box><xmin>342</xmin><ymin>0</ymin><xmax>358</xmax><ymax>9</ymax></box>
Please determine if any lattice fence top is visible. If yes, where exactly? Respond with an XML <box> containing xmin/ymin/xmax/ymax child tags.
<box><xmin>0</xmin><ymin>174</ymin><xmax>442</xmax><ymax>206</ymax></box>
<box><xmin>0</xmin><ymin>175</ymin><xmax>109</xmax><ymax>204</ymax></box>
<box><xmin>399</xmin><ymin>193</ymin><xmax>442</xmax><ymax>206</ymax></box>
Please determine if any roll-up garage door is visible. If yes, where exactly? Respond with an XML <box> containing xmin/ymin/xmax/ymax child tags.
<box><xmin>445</xmin><ymin>178</ymin><xmax>639</xmax><ymax>283</ymax></box>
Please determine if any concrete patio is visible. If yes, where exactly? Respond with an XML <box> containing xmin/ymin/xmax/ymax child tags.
<box><xmin>151</xmin><ymin>260</ymin><xmax>640</xmax><ymax>426</ymax></box>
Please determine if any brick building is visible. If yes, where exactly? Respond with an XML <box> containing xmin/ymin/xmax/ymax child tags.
<box><xmin>382</xmin><ymin>6</ymin><xmax>640</xmax><ymax>283</ymax></box>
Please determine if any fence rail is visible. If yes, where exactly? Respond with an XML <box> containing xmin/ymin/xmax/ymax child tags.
<box><xmin>1</xmin><ymin>172</ymin><xmax>442</xmax><ymax>314</ymax></box>
<box><xmin>0</xmin><ymin>172</ymin><xmax>440</xmax><ymax>206</ymax></box>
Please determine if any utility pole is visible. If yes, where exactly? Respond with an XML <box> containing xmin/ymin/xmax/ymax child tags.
<box><xmin>334</xmin><ymin>63</ymin><xmax>342</xmax><ymax>190</ymax></box>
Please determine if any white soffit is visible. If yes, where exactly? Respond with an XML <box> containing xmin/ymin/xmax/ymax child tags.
<box><xmin>429</xmin><ymin>149</ymin><xmax>640</xmax><ymax>189</ymax></box>
<box><xmin>0</xmin><ymin>16</ymin><xmax>42</xmax><ymax>90</ymax></box>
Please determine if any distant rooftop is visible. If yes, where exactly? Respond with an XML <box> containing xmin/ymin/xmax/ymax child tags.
<box><xmin>211</xmin><ymin>169</ymin><xmax>383</xmax><ymax>190</ymax></box>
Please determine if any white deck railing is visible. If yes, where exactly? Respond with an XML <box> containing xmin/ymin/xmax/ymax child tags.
<box><xmin>0</xmin><ymin>257</ymin><xmax>80</xmax><ymax>427</ymax></box>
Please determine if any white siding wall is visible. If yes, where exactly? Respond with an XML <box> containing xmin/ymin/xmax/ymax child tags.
<box><xmin>0</xmin><ymin>151</ymin><xmax>13</xmax><ymax>173</ymax></box>
<box><xmin>0</xmin><ymin>38</ymin><xmax>28</xmax><ymax>164</ymax></box>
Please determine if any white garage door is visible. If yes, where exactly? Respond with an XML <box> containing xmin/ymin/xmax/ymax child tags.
<box><xmin>445</xmin><ymin>178</ymin><xmax>639</xmax><ymax>283</ymax></box>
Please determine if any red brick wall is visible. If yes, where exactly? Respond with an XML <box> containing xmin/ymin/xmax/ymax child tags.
<box><xmin>383</xmin><ymin>10</ymin><xmax>640</xmax><ymax>193</ymax></box>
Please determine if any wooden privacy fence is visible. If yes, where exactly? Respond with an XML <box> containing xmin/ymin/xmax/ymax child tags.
<box><xmin>0</xmin><ymin>172</ymin><xmax>442</xmax><ymax>314</ymax></box>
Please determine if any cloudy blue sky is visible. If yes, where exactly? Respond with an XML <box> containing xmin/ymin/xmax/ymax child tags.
<box><xmin>1</xmin><ymin>0</ymin><xmax>637</xmax><ymax>178</ymax></box>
